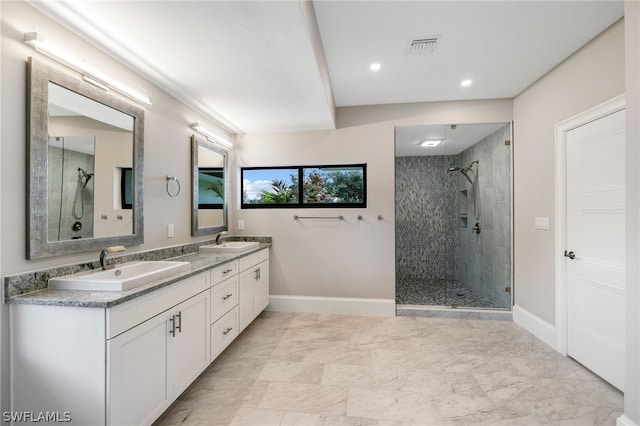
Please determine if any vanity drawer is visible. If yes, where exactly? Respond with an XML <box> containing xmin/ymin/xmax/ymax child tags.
<box><xmin>239</xmin><ymin>248</ymin><xmax>269</xmax><ymax>270</ymax></box>
<box><xmin>210</xmin><ymin>276</ymin><xmax>238</xmax><ymax>323</ymax></box>
<box><xmin>210</xmin><ymin>306</ymin><xmax>239</xmax><ymax>360</ymax></box>
<box><xmin>107</xmin><ymin>272</ymin><xmax>207</xmax><ymax>339</ymax></box>
<box><xmin>210</xmin><ymin>261</ymin><xmax>238</xmax><ymax>286</ymax></box>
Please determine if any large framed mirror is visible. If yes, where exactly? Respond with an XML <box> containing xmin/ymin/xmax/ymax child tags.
<box><xmin>27</xmin><ymin>57</ymin><xmax>144</xmax><ymax>259</ymax></box>
<box><xmin>191</xmin><ymin>134</ymin><xmax>228</xmax><ymax>236</ymax></box>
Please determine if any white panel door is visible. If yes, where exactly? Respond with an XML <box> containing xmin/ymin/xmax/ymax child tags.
<box><xmin>566</xmin><ymin>108</ymin><xmax>625</xmax><ymax>390</ymax></box>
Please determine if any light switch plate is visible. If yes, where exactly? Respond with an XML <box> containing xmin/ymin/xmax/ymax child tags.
<box><xmin>535</xmin><ymin>217</ymin><xmax>550</xmax><ymax>230</ymax></box>
<box><xmin>238</xmin><ymin>219</ymin><xmax>245</xmax><ymax>230</ymax></box>
<box><xmin>167</xmin><ymin>224</ymin><xmax>174</xmax><ymax>237</ymax></box>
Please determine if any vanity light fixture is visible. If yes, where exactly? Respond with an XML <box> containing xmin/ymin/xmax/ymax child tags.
<box><xmin>24</xmin><ymin>31</ymin><xmax>153</xmax><ymax>107</ymax></box>
<box><xmin>420</xmin><ymin>139</ymin><xmax>443</xmax><ymax>147</ymax></box>
<box><xmin>190</xmin><ymin>122</ymin><xmax>234</xmax><ymax>149</ymax></box>
<box><xmin>460</xmin><ymin>79</ymin><xmax>472</xmax><ymax>87</ymax></box>
<box><xmin>82</xmin><ymin>75</ymin><xmax>110</xmax><ymax>91</ymax></box>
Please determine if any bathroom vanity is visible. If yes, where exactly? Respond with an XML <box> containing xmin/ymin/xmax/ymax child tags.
<box><xmin>8</xmin><ymin>245</ymin><xmax>269</xmax><ymax>426</ymax></box>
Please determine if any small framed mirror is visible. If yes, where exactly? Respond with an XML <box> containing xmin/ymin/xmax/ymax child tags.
<box><xmin>191</xmin><ymin>134</ymin><xmax>228</xmax><ymax>235</ymax></box>
<box><xmin>27</xmin><ymin>57</ymin><xmax>144</xmax><ymax>259</ymax></box>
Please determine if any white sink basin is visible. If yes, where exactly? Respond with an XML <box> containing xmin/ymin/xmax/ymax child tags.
<box><xmin>199</xmin><ymin>241</ymin><xmax>259</xmax><ymax>253</ymax></box>
<box><xmin>48</xmin><ymin>261</ymin><xmax>191</xmax><ymax>292</ymax></box>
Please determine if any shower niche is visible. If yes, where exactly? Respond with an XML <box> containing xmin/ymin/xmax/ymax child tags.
<box><xmin>395</xmin><ymin>122</ymin><xmax>512</xmax><ymax>310</ymax></box>
<box><xmin>458</xmin><ymin>189</ymin><xmax>468</xmax><ymax>228</ymax></box>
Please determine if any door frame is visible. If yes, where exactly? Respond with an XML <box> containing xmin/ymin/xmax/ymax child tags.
<box><xmin>554</xmin><ymin>94</ymin><xmax>625</xmax><ymax>355</ymax></box>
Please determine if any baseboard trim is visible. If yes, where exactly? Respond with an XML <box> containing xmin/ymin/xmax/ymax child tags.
<box><xmin>267</xmin><ymin>295</ymin><xmax>396</xmax><ymax>317</ymax></box>
<box><xmin>617</xmin><ymin>414</ymin><xmax>638</xmax><ymax>426</ymax></box>
<box><xmin>512</xmin><ymin>304</ymin><xmax>560</xmax><ymax>353</ymax></box>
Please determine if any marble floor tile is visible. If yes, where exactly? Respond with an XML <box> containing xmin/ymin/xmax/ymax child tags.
<box><xmin>321</xmin><ymin>363</ymin><xmax>400</xmax><ymax>389</ymax></box>
<box><xmin>258</xmin><ymin>382</ymin><xmax>348</xmax><ymax>416</ymax></box>
<box><xmin>347</xmin><ymin>387</ymin><xmax>442</xmax><ymax>424</ymax></box>
<box><xmin>257</xmin><ymin>359</ymin><xmax>325</xmax><ymax>384</ymax></box>
<box><xmin>155</xmin><ymin>311</ymin><xmax>623</xmax><ymax>426</ymax></box>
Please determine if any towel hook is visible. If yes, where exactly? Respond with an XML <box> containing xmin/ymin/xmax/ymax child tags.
<box><xmin>166</xmin><ymin>175</ymin><xmax>181</xmax><ymax>198</ymax></box>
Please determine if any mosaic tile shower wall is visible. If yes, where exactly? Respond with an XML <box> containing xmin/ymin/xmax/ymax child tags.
<box><xmin>395</xmin><ymin>155</ymin><xmax>459</xmax><ymax>283</ymax></box>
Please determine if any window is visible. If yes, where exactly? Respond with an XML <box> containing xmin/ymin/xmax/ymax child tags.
<box><xmin>197</xmin><ymin>167</ymin><xmax>224</xmax><ymax>209</ymax></box>
<box><xmin>120</xmin><ymin>167</ymin><xmax>133</xmax><ymax>209</ymax></box>
<box><xmin>241</xmin><ymin>164</ymin><xmax>366</xmax><ymax>208</ymax></box>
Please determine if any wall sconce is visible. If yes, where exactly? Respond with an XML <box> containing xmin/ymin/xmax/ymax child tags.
<box><xmin>190</xmin><ymin>122</ymin><xmax>234</xmax><ymax>149</ymax></box>
<box><xmin>24</xmin><ymin>31</ymin><xmax>153</xmax><ymax>107</ymax></box>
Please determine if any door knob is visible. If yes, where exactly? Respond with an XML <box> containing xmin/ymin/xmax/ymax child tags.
<box><xmin>564</xmin><ymin>250</ymin><xmax>576</xmax><ymax>260</ymax></box>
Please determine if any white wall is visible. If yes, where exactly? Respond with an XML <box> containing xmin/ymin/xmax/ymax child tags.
<box><xmin>232</xmin><ymin>100</ymin><xmax>512</xmax><ymax>304</ymax></box>
<box><xmin>1</xmin><ymin>2</ymin><xmax>230</xmax><ymax>275</ymax></box>
<box><xmin>512</xmin><ymin>19</ymin><xmax>625</xmax><ymax>325</ymax></box>
<box><xmin>0</xmin><ymin>2</ymin><xmax>232</xmax><ymax>415</ymax></box>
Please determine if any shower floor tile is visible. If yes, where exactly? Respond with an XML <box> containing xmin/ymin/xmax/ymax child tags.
<box><xmin>396</xmin><ymin>277</ymin><xmax>500</xmax><ymax>308</ymax></box>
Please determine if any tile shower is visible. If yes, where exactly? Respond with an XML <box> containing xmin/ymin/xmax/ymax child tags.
<box><xmin>48</xmin><ymin>139</ymin><xmax>95</xmax><ymax>241</ymax></box>
<box><xmin>396</xmin><ymin>124</ymin><xmax>512</xmax><ymax>309</ymax></box>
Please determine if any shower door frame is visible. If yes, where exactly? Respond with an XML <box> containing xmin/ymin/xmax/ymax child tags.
<box><xmin>394</xmin><ymin>121</ymin><xmax>515</xmax><ymax>312</ymax></box>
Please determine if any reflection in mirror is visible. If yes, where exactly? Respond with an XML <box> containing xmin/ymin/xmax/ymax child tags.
<box><xmin>47</xmin><ymin>135</ymin><xmax>95</xmax><ymax>241</ymax></box>
<box><xmin>191</xmin><ymin>134</ymin><xmax>228</xmax><ymax>236</ymax></box>
<box><xmin>395</xmin><ymin>122</ymin><xmax>512</xmax><ymax>310</ymax></box>
<box><xmin>27</xmin><ymin>57</ymin><xmax>144</xmax><ymax>259</ymax></box>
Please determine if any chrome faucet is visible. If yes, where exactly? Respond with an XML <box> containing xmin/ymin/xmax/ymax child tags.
<box><xmin>99</xmin><ymin>245</ymin><xmax>126</xmax><ymax>270</ymax></box>
<box><xmin>216</xmin><ymin>231</ymin><xmax>228</xmax><ymax>245</ymax></box>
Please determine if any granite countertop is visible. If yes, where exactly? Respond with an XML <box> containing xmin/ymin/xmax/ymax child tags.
<box><xmin>7</xmin><ymin>243</ymin><xmax>270</xmax><ymax>309</ymax></box>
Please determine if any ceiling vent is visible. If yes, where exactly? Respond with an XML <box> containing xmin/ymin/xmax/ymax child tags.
<box><xmin>406</xmin><ymin>36</ymin><xmax>440</xmax><ymax>55</ymax></box>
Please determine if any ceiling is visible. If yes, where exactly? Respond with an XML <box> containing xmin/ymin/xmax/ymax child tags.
<box><xmin>395</xmin><ymin>122</ymin><xmax>508</xmax><ymax>157</ymax></box>
<box><xmin>28</xmin><ymin>1</ymin><xmax>624</xmax><ymax>135</ymax></box>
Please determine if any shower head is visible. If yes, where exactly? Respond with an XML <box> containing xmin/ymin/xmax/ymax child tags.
<box><xmin>447</xmin><ymin>165</ymin><xmax>474</xmax><ymax>185</ymax></box>
<box><xmin>460</xmin><ymin>169</ymin><xmax>474</xmax><ymax>185</ymax></box>
<box><xmin>78</xmin><ymin>168</ymin><xmax>93</xmax><ymax>184</ymax></box>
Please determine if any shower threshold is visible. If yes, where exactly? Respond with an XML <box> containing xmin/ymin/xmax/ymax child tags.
<box><xmin>396</xmin><ymin>304</ymin><xmax>512</xmax><ymax>320</ymax></box>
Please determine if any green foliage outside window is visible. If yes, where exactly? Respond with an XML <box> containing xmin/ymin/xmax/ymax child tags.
<box><xmin>242</xmin><ymin>164</ymin><xmax>366</xmax><ymax>208</ymax></box>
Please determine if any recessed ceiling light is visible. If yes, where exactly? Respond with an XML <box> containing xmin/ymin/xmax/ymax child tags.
<box><xmin>420</xmin><ymin>139</ymin><xmax>442</xmax><ymax>147</ymax></box>
<box><xmin>460</xmin><ymin>79</ymin><xmax>472</xmax><ymax>87</ymax></box>
<box><xmin>369</xmin><ymin>62</ymin><xmax>381</xmax><ymax>71</ymax></box>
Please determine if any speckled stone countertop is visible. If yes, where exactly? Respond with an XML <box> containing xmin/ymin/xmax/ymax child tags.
<box><xmin>5</xmin><ymin>237</ymin><xmax>270</xmax><ymax>309</ymax></box>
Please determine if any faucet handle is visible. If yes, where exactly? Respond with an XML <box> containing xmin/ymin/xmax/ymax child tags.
<box><xmin>106</xmin><ymin>245</ymin><xmax>126</xmax><ymax>253</ymax></box>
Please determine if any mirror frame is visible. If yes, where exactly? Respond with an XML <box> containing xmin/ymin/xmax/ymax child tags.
<box><xmin>27</xmin><ymin>57</ymin><xmax>144</xmax><ymax>259</ymax></box>
<box><xmin>191</xmin><ymin>134</ymin><xmax>228</xmax><ymax>236</ymax></box>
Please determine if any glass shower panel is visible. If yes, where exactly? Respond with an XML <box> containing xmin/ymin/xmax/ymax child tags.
<box><xmin>395</xmin><ymin>122</ymin><xmax>512</xmax><ymax>311</ymax></box>
<box><xmin>445</xmin><ymin>123</ymin><xmax>512</xmax><ymax>309</ymax></box>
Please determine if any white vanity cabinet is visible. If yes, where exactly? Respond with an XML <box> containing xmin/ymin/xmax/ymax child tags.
<box><xmin>209</xmin><ymin>248</ymin><xmax>270</xmax><ymax>357</ymax></box>
<box><xmin>107</xmin><ymin>287</ymin><xmax>209</xmax><ymax>426</ymax></box>
<box><xmin>209</xmin><ymin>261</ymin><xmax>240</xmax><ymax>359</ymax></box>
<box><xmin>10</xmin><ymin>272</ymin><xmax>209</xmax><ymax>426</ymax></box>
<box><xmin>239</xmin><ymin>249</ymin><xmax>270</xmax><ymax>332</ymax></box>
<box><xmin>9</xmin><ymin>246</ymin><xmax>270</xmax><ymax>426</ymax></box>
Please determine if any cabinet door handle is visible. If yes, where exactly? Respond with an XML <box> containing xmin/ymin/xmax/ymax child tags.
<box><xmin>254</xmin><ymin>268</ymin><xmax>260</xmax><ymax>281</ymax></box>
<box><xmin>223</xmin><ymin>293</ymin><xmax>233</xmax><ymax>300</ymax></box>
<box><xmin>175</xmin><ymin>311</ymin><xmax>182</xmax><ymax>333</ymax></box>
<box><xmin>222</xmin><ymin>268</ymin><xmax>233</xmax><ymax>275</ymax></box>
<box><xmin>223</xmin><ymin>327</ymin><xmax>233</xmax><ymax>335</ymax></box>
<box><xmin>169</xmin><ymin>316</ymin><xmax>176</xmax><ymax>337</ymax></box>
